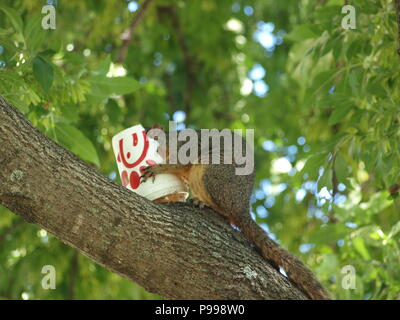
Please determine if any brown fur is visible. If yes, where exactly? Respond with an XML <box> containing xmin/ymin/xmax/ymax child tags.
<box><xmin>142</xmin><ymin>129</ymin><xmax>330</xmax><ymax>299</ymax></box>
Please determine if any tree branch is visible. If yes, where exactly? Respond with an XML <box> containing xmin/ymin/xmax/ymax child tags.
<box><xmin>116</xmin><ymin>0</ymin><xmax>155</xmax><ymax>64</ymax></box>
<box><xmin>0</xmin><ymin>97</ymin><xmax>307</xmax><ymax>300</ymax></box>
<box><xmin>158</xmin><ymin>6</ymin><xmax>197</xmax><ymax>119</ymax></box>
<box><xmin>328</xmin><ymin>152</ymin><xmax>339</xmax><ymax>224</ymax></box>
<box><xmin>68</xmin><ymin>250</ymin><xmax>79</xmax><ymax>300</ymax></box>
<box><xmin>396</xmin><ymin>0</ymin><xmax>400</xmax><ymax>55</ymax></box>
<box><xmin>163</xmin><ymin>73</ymin><xmax>180</xmax><ymax>111</ymax></box>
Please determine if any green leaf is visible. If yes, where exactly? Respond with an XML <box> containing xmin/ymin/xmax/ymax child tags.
<box><xmin>0</xmin><ymin>70</ymin><xmax>29</xmax><ymax>113</ymax></box>
<box><xmin>6</xmin><ymin>95</ymin><xmax>29</xmax><ymax>114</ymax></box>
<box><xmin>366</xmin><ymin>76</ymin><xmax>386</xmax><ymax>97</ymax></box>
<box><xmin>285</xmin><ymin>25</ymin><xmax>318</xmax><ymax>42</ymax></box>
<box><xmin>335</xmin><ymin>153</ymin><xmax>351</xmax><ymax>187</ymax></box>
<box><xmin>346</xmin><ymin>38</ymin><xmax>364</xmax><ymax>59</ymax></box>
<box><xmin>328</xmin><ymin>103</ymin><xmax>352</xmax><ymax>125</ymax></box>
<box><xmin>88</xmin><ymin>75</ymin><xmax>141</xmax><ymax>96</ymax></box>
<box><xmin>348</xmin><ymin>68</ymin><xmax>363</xmax><ymax>97</ymax></box>
<box><xmin>353</xmin><ymin>238</ymin><xmax>371</xmax><ymax>260</ymax></box>
<box><xmin>351</xmin><ymin>225</ymin><xmax>386</xmax><ymax>247</ymax></box>
<box><xmin>38</xmin><ymin>49</ymin><xmax>56</xmax><ymax>56</ymax></box>
<box><xmin>106</xmin><ymin>99</ymin><xmax>121</xmax><ymax>125</ymax></box>
<box><xmin>302</xmin><ymin>152</ymin><xmax>328</xmax><ymax>177</ymax></box>
<box><xmin>361</xmin><ymin>192</ymin><xmax>392</xmax><ymax>216</ymax></box>
<box><xmin>94</xmin><ymin>56</ymin><xmax>112</xmax><ymax>76</ymax></box>
<box><xmin>309</xmin><ymin>224</ymin><xmax>349</xmax><ymax>244</ymax></box>
<box><xmin>318</xmin><ymin>167</ymin><xmax>332</xmax><ymax>189</ymax></box>
<box><xmin>55</xmin><ymin>123</ymin><xmax>100</xmax><ymax>167</ymax></box>
<box><xmin>60</xmin><ymin>103</ymin><xmax>80</xmax><ymax>124</ymax></box>
<box><xmin>319</xmin><ymin>132</ymin><xmax>349</xmax><ymax>153</ymax></box>
<box><xmin>389</xmin><ymin>221</ymin><xmax>400</xmax><ymax>238</ymax></box>
<box><xmin>24</xmin><ymin>13</ymin><xmax>45</xmax><ymax>53</ymax></box>
<box><xmin>304</xmin><ymin>69</ymin><xmax>338</xmax><ymax>106</ymax></box>
<box><xmin>0</xmin><ymin>4</ymin><xmax>24</xmax><ymax>35</ymax></box>
<box><xmin>310</xmin><ymin>70</ymin><xmax>337</xmax><ymax>95</ymax></box>
<box><xmin>63</xmin><ymin>52</ymin><xmax>85</xmax><ymax>66</ymax></box>
<box><xmin>315</xmin><ymin>253</ymin><xmax>339</xmax><ymax>277</ymax></box>
<box><xmin>32</xmin><ymin>55</ymin><xmax>54</xmax><ymax>92</ymax></box>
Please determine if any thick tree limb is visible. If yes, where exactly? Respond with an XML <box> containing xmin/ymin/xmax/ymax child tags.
<box><xmin>0</xmin><ymin>97</ymin><xmax>306</xmax><ymax>299</ymax></box>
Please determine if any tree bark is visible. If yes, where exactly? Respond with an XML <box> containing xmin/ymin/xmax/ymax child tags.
<box><xmin>0</xmin><ymin>97</ymin><xmax>307</xmax><ymax>300</ymax></box>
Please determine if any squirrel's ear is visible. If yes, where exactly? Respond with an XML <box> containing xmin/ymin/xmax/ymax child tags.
<box><xmin>152</xmin><ymin>123</ymin><xmax>164</xmax><ymax>131</ymax></box>
<box><xmin>147</xmin><ymin>123</ymin><xmax>165</xmax><ymax>140</ymax></box>
<box><xmin>144</xmin><ymin>123</ymin><xmax>164</xmax><ymax>134</ymax></box>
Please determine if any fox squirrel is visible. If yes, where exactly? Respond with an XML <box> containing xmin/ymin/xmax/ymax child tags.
<box><xmin>141</xmin><ymin>126</ymin><xmax>330</xmax><ymax>300</ymax></box>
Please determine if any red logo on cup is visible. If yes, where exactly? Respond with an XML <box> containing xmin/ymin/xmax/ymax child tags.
<box><xmin>116</xmin><ymin>130</ymin><xmax>156</xmax><ymax>190</ymax></box>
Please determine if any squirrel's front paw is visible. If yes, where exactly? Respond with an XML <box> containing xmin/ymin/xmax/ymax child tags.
<box><xmin>140</xmin><ymin>165</ymin><xmax>158</xmax><ymax>183</ymax></box>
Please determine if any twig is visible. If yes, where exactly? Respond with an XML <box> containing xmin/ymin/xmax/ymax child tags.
<box><xmin>67</xmin><ymin>251</ymin><xmax>79</xmax><ymax>300</ymax></box>
<box><xmin>116</xmin><ymin>0</ymin><xmax>154</xmax><ymax>63</ymax></box>
<box><xmin>158</xmin><ymin>6</ymin><xmax>196</xmax><ymax>120</ymax></box>
<box><xmin>328</xmin><ymin>153</ymin><xmax>339</xmax><ymax>224</ymax></box>
<box><xmin>389</xmin><ymin>184</ymin><xmax>400</xmax><ymax>195</ymax></box>
<box><xmin>163</xmin><ymin>73</ymin><xmax>179</xmax><ymax>111</ymax></box>
<box><xmin>396</xmin><ymin>0</ymin><xmax>400</xmax><ymax>55</ymax></box>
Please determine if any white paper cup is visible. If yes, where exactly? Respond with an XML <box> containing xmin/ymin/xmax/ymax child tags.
<box><xmin>112</xmin><ymin>124</ymin><xmax>188</xmax><ymax>201</ymax></box>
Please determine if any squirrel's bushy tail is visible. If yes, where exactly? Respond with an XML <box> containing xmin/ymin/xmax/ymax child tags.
<box><xmin>231</xmin><ymin>214</ymin><xmax>330</xmax><ymax>300</ymax></box>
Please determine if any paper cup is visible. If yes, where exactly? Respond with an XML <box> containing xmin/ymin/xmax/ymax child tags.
<box><xmin>112</xmin><ymin>124</ymin><xmax>188</xmax><ymax>201</ymax></box>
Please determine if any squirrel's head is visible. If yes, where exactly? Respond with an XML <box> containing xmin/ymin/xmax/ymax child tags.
<box><xmin>146</xmin><ymin>123</ymin><xmax>169</xmax><ymax>160</ymax></box>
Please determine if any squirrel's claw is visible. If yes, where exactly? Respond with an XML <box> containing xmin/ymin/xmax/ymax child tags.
<box><xmin>140</xmin><ymin>166</ymin><xmax>157</xmax><ymax>183</ymax></box>
<box><xmin>189</xmin><ymin>198</ymin><xmax>208</xmax><ymax>209</ymax></box>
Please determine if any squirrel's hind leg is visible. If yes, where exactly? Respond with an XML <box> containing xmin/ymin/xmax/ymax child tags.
<box><xmin>201</xmin><ymin>164</ymin><xmax>255</xmax><ymax>220</ymax></box>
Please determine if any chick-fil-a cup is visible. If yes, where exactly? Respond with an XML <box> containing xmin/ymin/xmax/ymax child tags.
<box><xmin>112</xmin><ymin>124</ymin><xmax>188</xmax><ymax>202</ymax></box>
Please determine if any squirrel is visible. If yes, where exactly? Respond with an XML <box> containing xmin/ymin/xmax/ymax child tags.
<box><xmin>141</xmin><ymin>126</ymin><xmax>330</xmax><ymax>300</ymax></box>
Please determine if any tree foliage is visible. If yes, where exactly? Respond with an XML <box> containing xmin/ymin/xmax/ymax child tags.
<box><xmin>0</xmin><ymin>0</ymin><xmax>399</xmax><ymax>299</ymax></box>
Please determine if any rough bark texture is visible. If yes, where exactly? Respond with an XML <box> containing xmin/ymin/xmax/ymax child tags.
<box><xmin>0</xmin><ymin>97</ymin><xmax>307</xmax><ymax>300</ymax></box>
